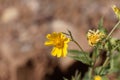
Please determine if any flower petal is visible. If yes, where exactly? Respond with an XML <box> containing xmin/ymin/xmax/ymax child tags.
<box><xmin>45</xmin><ymin>32</ymin><xmax>70</xmax><ymax>58</ymax></box>
<box><xmin>51</xmin><ymin>47</ymin><xmax>57</xmax><ymax>56</ymax></box>
<box><xmin>64</xmin><ymin>38</ymin><xmax>70</xmax><ymax>43</ymax></box>
<box><xmin>56</xmin><ymin>48</ymin><xmax>62</xmax><ymax>57</ymax></box>
<box><xmin>44</xmin><ymin>41</ymin><xmax>53</xmax><ymax>46</ymax></box>
<box><xmin>62</xmin><ymin>44</ymin><xmax>68</xmax><ymax>57</ymax></box>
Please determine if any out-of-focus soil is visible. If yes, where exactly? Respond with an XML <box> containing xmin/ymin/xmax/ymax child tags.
<box><xmin>0</xmin><ymin>0</ymin><xmax>120</xmax><ymax>80</ymax></box>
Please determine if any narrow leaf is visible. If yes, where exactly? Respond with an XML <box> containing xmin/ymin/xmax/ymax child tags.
<box><xmin>98</xmin><ymin>18</ymin><xmax>107</xmax><ymax>34</ymax></box>
<box><xmin>68</xmin><ymin>50</ymin><xmax>92</xmax><ymax>65</ymax></box>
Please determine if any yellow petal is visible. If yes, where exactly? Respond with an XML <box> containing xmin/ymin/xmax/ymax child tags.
<box><xmin>51</xmin><ymin>47</ymin><xmax>57</xmax><ymax>56</ymax></box>
<box><xmin>64</xmin><ymin>38</ymin><xmax>70</xmax><ymax>43</ymax></box>
<box><xmin>44</xmin><ymin>41</ymin><xmax>53</xmax><ymax>46</ymax></box>
<box><xmin>112</xmin><ymin>5</ymin><xmax>120</xmax><ymax>19</ymax></box>
<box><xmin>94</xmin><ymin>75</ymin><xmax>102</xmax><ymax>80</ymax></box>
<box><xmin>56</xmin><ymin>48</ymin><xmax>62</xmax><ymax>57</ymax></box>
<box><xmin>45</xmin><ymin>32</ymin><xmax>70</xmax><ymax>58</ymax></box>
<box><xmin>62</xmin><ymin>44</ymin><xmax>68</xmax><ymax>57</ymax></box>
<box><xmin>51</xmin><ymin>47</ymin><xmax>62</xmax><ymax>57</ymax></box>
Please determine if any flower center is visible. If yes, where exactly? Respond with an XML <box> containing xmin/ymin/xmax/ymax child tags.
<box><xmin>54</xmin><ymin>39</ymin><xmax>64</xmax><ymax>48</ymax></box>
<box><xmin>90</xmin><ymin>35</ymin><xmax>99</xmax><ymax>44</ymax></box>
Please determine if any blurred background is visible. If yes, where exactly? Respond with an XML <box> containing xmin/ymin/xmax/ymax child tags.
<box><xmin>0</xmin><ymin>0</ymin><xmax>120</xmax><ymax>80</ymax></box>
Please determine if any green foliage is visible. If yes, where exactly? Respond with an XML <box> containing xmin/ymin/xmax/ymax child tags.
<box><xmin>82</xmin><ymin>72</ymin><xmax>90</xmax><ymax>80</ymax></box>
<box><xmin>104</xmin><ymin>38</ymin><xmax>120</xmax><ymax>52</ymax></box>
<box><xmin>65</xmin><ymin>18</ymin><xmax>120</xmax><ymax>80</ymax></box>
<box><xmin>102</xmin><ymin>76</ymin><xmax>109</xmax><ymax>80</ymax></box>
<box><xmin>98</xmin><ymin>18</ymin><xmax>107</xmax><ymax>34</ymax></box>
<box><xmin>98</xmin><ymin>18</ymin><xmax>104</xmax><ymax>29</ymax></box>
<box><xmin>66</xmin><ymin>18</ymin><xmax>120</xmax><ymax>80</ymax></box>
<box><xmin>95</xmin><ymin>63</ymin><xmax>111</xmax><ymax>76</ymax></box>
<box><xmin>110</xmin><ymin>53</ymin><xmax>120</xmax><ymax>73</ymax></box>
<box><xmin>68</xmin><ymin>50</ymin><xmax>92</xmax><ymax>65</ymax></box>
<box><xmin>63</xmin><ymin>71</ymin><xmax>81</xmax><ymax>80</ymax></box>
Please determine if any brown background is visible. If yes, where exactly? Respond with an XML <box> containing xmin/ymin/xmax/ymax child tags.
<box><xmin>0</xmin><ymin>0</ymin><xmax>120</xmax><ymax>80</ymax></box>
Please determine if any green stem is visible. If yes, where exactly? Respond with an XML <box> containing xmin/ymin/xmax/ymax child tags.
<box><xmin>68</xmin><ymin>30</ymin><xmax>91</xmax><ymax>63</ymax></box>
<box><xmin>89</xmin><ymin>47</ymin><xmax>99</xmax><ymax>79</ymax></box>
<box><xmin>106</xmin><ymin>20</ymin><xmax>120</xmax><ymax>39</ymax></box>
<box><xmin>112</xmin><ymin>45</ymin><xmax>119</xmax><ymax>52</ymax></box>
<box><xmin>89</xmin><ymin>67</ymin><xmax>93</xmax><ymax>80</ymax></box>
<box><xmin>98</xmin><ymin>56</ymin><xmax>110</xmax><ymax>75</ymax></box>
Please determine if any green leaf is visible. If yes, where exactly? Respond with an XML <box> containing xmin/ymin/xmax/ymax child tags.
<box><xmin>98</xmin><ymin>18</ymin><xmax>107</xmax><ymax>34</ymax></box>
<box><xmin>95</xmin><ymin>66</ymin><xmax>102</xmax><ymax>75</ymax></box>
<box><xmin>104</xmin><ymin>38</ymin><xmax>114</xmax><ymax>51</ymax></box>
<box><xmin>104</xmin><ymin>38</ymin><xmax>120</xmax><ymax>52</ymax></box>
<box><xmin>100</xmin><ymin>65</ymin><xmax>110</xmax><ymax>75</ymax></box>
<box><xmin>72</xmin><ymin>71</ymin><xmax>81</xmax><ymax>80</ymax></box>
<box><xmin>95</xmin><ymin>63</ymin><xmax>111</xmax><ymax>76</ymax></box>
<box><xmin>110</xmin><ymin>53</ymin><xmax>120</xmax><ymax>73</ymax></box>
<box><xmin>102</xmin><ymin>76</ymin><xmax>109</xmax><ymax>80</ymax></box>
<box><xmin>116</xmin><ymin>40</ymin><xmax>120</xmax><ymax>52</ymax></box>
<box><xmin>68</xmin><ymin>50</ymin><xmax>92</xmax><ymax>65</ymax></box>
<box><xmin>82</xmin><ymin>72</ymin><xmax>89</xmax><ymax>80</ymax></box>
<box><xmin>63</xmin><ymin>71</ymin><xmax>81</xmax><ymax>80</ymax></box>
<box><xmin>98</xmin><ymin>17</ymin><xmax>104</xmax><ymax>29</ymax></box>
<box><xmin>63</xmin><ymin>78</ymin><xmax>68</xmax><ymax>80</ymax></box>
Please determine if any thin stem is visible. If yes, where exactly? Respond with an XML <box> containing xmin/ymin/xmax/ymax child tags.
<box><xmin>89</xmin><ymin>47</ymin><xmax>99</xmax><ymax>79</ymax></box>
<box><xmin>106</xmin><ymin>20</ymin><xmax>120</xmax><ymax>39</ymax></box>
<box><xmin>89</xmin><ymin>67</ymin><xmax>93</xmax><ymax>80</ymax></box>
<box><xmin>68</xmin><ymin>30</ymin><xmax>91</xmax><ymax>62</ymax></box>
<box><xmin>92</xmin><ymin>47</ymin><xmax>99</xmax><ymax>69</ymax></box>
<box><xmin>68</xmin><ymin>30</ymin><xmax>84</xmax><ymax>52</ymax></box>
<box><xmin>72</xmin><ymin>40</ymin><xmax>84</xmax><ymax>52</ymax></box>
<box><xmin>62</xmin><ymin>32</ymin><xmax>69</xmax><ymax>36</ymax></box>
<box><xmin>112</xmin><ymin>45</ymin><xmax>119</xmax><ymax>52</ymax></box>
<box><xmin>98</xmin><ymin>55</ymin><xmax>110</xmax><ymax>75</ymax></box>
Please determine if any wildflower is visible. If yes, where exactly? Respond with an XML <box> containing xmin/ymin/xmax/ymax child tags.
<box><xmin>112</xmin><ymin>5</ymin><xmax>120</xmax><ymax>19</ymax></box>
<box><xmin>94</xmin><ymin>75</ymin><xmax>102</xmax><ymax>80</ymax></box>
<box><xmin>87</xmin><ymin>30</ymin><xmax>105</xmax><ymax>46</ymax></box>
<box><xmin>45</xmin><ymin>32</ymin><xmax>70</xmax><ymax>57</ymax></box>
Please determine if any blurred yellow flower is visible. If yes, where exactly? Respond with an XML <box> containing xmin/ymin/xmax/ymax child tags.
<box><xmin>45</xmin><ymin>32</ymin><xmax>70</xmax><ymax>57</ymax></box>
<box><xmin>94</xmin><ymin>75</ymin><xmax>102</xmax><ymax>80</ymax></box>
<box><xmin>87</xmin><ymin>30</ymin><xmax>105</xmax><ymax>46</ymax></box>
<box><xmin>112</xmin><ymin>5</ymin><xmax>120</xmax><ymax>19</ymax></box>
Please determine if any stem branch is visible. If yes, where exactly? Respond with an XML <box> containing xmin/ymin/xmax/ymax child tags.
<box><xmin>106</xmin><ymin>20</ymin><xmax>120</xmax><ymax>39</ymax></box>
<box><xmin>98</xmin><ymin>56</ymin><xmax>110</xmax><ymax>75</ymax></box>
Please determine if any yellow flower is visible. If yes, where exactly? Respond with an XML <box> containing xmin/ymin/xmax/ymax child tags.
<box><xmin>112</xmin><ymin>5</ymin><xmax>120</xmax><ymax>19</ymax></box>
<box><xmin>87</xmin><ymin>30</ymin><xmax>105</xmax><ymax>46</ymax></box>
<box><xmin>94</xmin><ymin>75</ymin><xmax>102</xmax><ymax>80</ymax></box>
<box><xmin>45</xmin><ymin>32</ymin><xmax>70</xmax><ymax>57</ymax></box>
